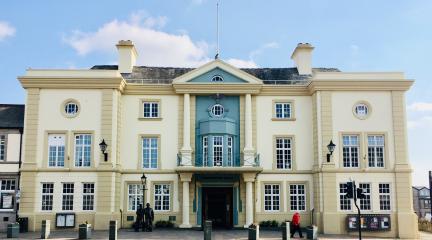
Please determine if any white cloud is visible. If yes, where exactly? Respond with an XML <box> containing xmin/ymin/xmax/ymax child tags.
<box><xmin>408</xmin><ymin>116</ymin><xmax>432</xmax><ymax>129</ymax></box>
<box><xmin>408</xmin><ymin>102</ymin><xmax>432</xmax><ymax>112</ymax></box>
<box><xmin>64</xmin><ymin>11</ymin><xmax>211</xmax><ymax>67</ymax></box>
<box><xmin>225</xmin><ymin>58</ymin><xmax>258</xmax><ymax>68</ymax></box>
<box><xmin>63</xmin><ymin>11</ymin><xmax>275</xmax><ymax>68</ymax></box>
<box><xmin>0</xmin><ymin>21</ymin><xmax>16</xmax><ymax>41</ymax></box>
<box><xmin>249</xmin><ymin>42</ymin><xmax>279</xmax><ymax>60</ymax></box>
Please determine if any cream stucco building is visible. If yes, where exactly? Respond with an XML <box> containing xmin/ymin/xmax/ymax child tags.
<box><xmin>18</xmin><ymin>40</ymin><xmax>418</xmax><ymax>238</ymax></box>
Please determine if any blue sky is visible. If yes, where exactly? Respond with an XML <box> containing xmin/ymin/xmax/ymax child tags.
<box><xmin>0</xmin><ymin>0</ymin><xmax>431</xmax><ymax>185</ymax></box>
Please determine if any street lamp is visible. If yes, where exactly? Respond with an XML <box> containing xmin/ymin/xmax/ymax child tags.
<box><xmin>141</xmin><ymin>173</ymin><xmax>147</xmax><ymax>207</ymax></box>
<box><xmin>326</xmin><ymin>140</ymin><xmax>336</xmax><ymax>162</ymax></box>
<box><xmin>99</xmin><ymin>139</ymin><xmax>108</xmax><ymax>162</ymax></box>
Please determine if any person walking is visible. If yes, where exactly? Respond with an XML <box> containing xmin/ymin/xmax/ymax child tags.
<box><xmin>291</xmin><ymin>212</ymin><xmax>303</xmax><ymax>238</ymax></box>
<box><xmin>144</xmin><ymin>203</ymin><xmax>155</xmax><ymax>232</ymax></box>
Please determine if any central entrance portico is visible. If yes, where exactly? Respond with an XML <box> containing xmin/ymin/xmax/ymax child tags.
<box><xmin>177</xmin><ymin>170</ymin><xmax>261</xmax><ymax>228</ymax></box>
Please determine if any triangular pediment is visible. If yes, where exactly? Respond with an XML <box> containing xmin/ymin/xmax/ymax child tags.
<box><xmin>172</xmin><ymin>59</ymin><xmax>262</xmax><ymax>84</ymax></box>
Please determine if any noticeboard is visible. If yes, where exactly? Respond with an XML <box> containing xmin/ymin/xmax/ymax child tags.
<box><xmin>56</xmin><ymin>213</ymin><xmax>75</xmax><ymax>228</ymax></box>
<box><xmin>346</xmin><ymin>214</ymin><xmax>391</xmax><ymax>232</ymax></box>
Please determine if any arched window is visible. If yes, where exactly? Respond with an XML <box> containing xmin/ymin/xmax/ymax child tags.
<box><xmin>211</xmin><ymin>75</ymin><xmax>224</xmax><ymax>82</ymax></box>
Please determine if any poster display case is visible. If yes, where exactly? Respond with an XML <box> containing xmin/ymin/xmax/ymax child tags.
<box><xmin>346</xmin><ymin>214</ymin><xmax>391</xmax><ymax>231</ymax></box>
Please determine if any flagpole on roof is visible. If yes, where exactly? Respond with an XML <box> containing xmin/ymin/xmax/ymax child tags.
<box><xmin>215</xmin><ymin>1</ymin><xmax>220</xmax><ymax>59</ymax></box>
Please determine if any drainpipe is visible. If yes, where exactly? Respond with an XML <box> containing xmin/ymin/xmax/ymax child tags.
<box><xmin>17</xmin><ymin>127</ymin><xmax>23</xmax><ymax>220</ymax></box>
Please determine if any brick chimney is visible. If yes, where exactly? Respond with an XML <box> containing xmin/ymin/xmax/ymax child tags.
<box><xmin>116</xmin><ymin>40</ymin><xmax>138</xmax><ymax>74</ymax></box>
<box><xmin>291</xmin><ymin>43</ymin><xmax>314</xmax><ymax>75</ymax></box>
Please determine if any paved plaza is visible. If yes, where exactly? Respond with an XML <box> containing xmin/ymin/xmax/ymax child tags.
<box><xmin>2</xmin><ymin>229</ymin><xmax>432</xmax><ymax>240</ymax></box>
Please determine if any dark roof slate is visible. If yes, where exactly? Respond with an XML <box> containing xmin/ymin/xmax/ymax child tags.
<box><xmin>91</xmin><ymin>65</ymin><xmax>339</xmax><ymax>83</ymax></box>
<box><xmin>0</xmin><ymin>104</ymin><xmax>25</xmax><ymax>129</ymax></box>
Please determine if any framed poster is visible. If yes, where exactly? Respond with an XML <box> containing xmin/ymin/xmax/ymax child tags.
<box><xmin>1</xmin><ymin>193</ymin><xmax>13</xmax><ymax>209</ymax></box>
<box><xmin>56</xmin><ymin>213</ymin><xmax>75</xmax><ymax>228</ymax></box>
<box><xmin>56</xmin><ymin>215</ymin><xmax>66</xmax><ymax>227</ymax></box>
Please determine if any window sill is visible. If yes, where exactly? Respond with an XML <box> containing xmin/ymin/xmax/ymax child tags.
<box><xmin>138</xmin><ymin>117</ymin><xmax>163</xmax><ymax>121</ymax></box>
<box><xmin>271</xmin><ymin>118</ymin><xmax>296</xmax><ymax>121</ymax></box>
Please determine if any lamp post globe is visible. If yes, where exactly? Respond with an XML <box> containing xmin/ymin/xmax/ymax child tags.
<box><xmin>327</xmin><ymin>140</ymin><xmax>336</xmax><ymax>154</ymax></box>
<box><xmin>99</xmin><ymin>139</ymin><xmax>107</xmax><ymax>153</ymax></box>
<box><xmin>326</xmin><ymin>140</ymin><xmax>336</xmax><ymax>162</ymax></box>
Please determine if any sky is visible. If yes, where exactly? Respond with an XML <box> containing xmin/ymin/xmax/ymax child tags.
<box><xmin>0</xmin><ymin>0</ymin><xmax>431</xmax><ymax>186</ymax></box>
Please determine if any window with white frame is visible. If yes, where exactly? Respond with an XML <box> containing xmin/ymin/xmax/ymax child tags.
<box><xmin>62</xmin><ymin>183</ymin><xmax>74</xmax><ymax>211</ymax></box>
<box><xmin>359</xmin><ymin>183</ymin><xmax>371</xmax><ymax>210</ymax></box>
<box><xmin>368</xmin><ymin>135</ymin><xmax>384</xmax><ymax>167</ymax></box>
<box><xmin>48</xmin><ymin>134</ymin><xmax>65</xmax><ymax>167</ymax></box>
<box><xmin>210</xmin><ymin>104</ymin><xmax>224</xmax><ymax>117</ymax></box>
<box><xmin>342</xmin><ymin>135</ymin><xmax>359</xmax><ymax>168</ymax></box>
<box><xmin>354</xmin><ymin>103</ymin><xmax>369</xmax><ymax>119</ymax></box>
<box><xmin>211</xmin><ymin>75</ymin><xmax>224</xmax><ymax>82</ymax></box>
<box><xmin>74</xmin><ymin>134</ymin><xmax>91</xmax><ymax>167</ymax></box>
<box><xmin>290</xmin><ymin>184</ymin><xmax>306</xmax><ymax>211</ymax></box>
<box><xmin>82</xmin><ymin>183</ymin><xmax>95</xmax><ymax>211</ymax></box>
<box><xmin>379</xmin><ymin>183</ymin><xmax>391</xmax><ymax>211</ymax></box>
<box><xmin>64</xmin><ymin>101</ymin><xmax>79</xmax><ymax>117</ymax></box>
<box><xmin>154</xmin><ymin>184</ymin><xmax>170</xmax><ymax>211</ymax></box>
<box><xmin>0</xmin><ymin>179</ymin><xmax>16</xmax><ymax>209</ymax></box>
<box><xmin>264</xmin><ymin>184</ymin><xmax>280</xmax><ymax>211</ymax></box>
<box><xmin>339</xmin><ymin>183</ymin><xmax>352</xmax><ymax>210</ymax></box>
<box><xmin>227</xmin><ymin>136</ymin><xmax>233</xmax><ymax>166</ymax></box>
<box><xmin>142</xmin><ymin>137</ymin><xmax>158</xmax><ymax>169</ymax></box>
<box><xmin>276</xmin><ymin>137</ymin><xmax>292</xmax><ymax>169</ymax></box>
<box><xmin>128</xmin><ymin>184</ymin><xmax>143</xmax><ymax>211</ymax></box>
<box><xmin>203</xmin><ymin>136</ymin><xmax>209</xmax><ymax>166</ymax></box>
<box><xmin>425</xmin><ymin>200</ymin><xmax>431</xmax><ymax>208</ymax></box>
<box><xmin>1</xmin><ymin>179</ymin><xmax>15</xmax><ymax>191</ymax></box>
<box><xmin>0</xmin><ymin>135</ymin><xmax>5</xmax><ymax>161</ymax></box>
<box><xmin>213</xmin><ymin>136</ymin><xmax>223</xmax><ymax>166</ymax></box>
<box><xmin>41</xmin><ymin>183</ymin><xmax>54</xmax><ymax>211</ymax></box>
<box><xmin>275</xmin><ymin>102</ymin><xmax>291</xmax><ymax>119</ymax></box>
<box><xmin>143</xmin><ymin>102</ymin><xmax>159</xmax><ymax>118</ymax></box>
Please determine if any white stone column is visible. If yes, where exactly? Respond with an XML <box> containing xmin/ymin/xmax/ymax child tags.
<box><xmin>180</xmin><ymin>173</ymin><xmax>192</xmax><ymax>228</ymax></box>
<box><xmin>243</xmin><ymin>93</ymin><xmax>255</xmax><ymax>165</ymax></box>
<box><xmin>245</xmin><ymin>181</ymin><xmax>253</xmax><ymax>227</ymax></box>
<box><xmin>180</xmin><ymin>93</ymin><xmax>192</xmax><ymax>165</ymax></box>
<box><xmin>243</xmin><ymin>173</ymin><xmax>256</xmax><ymax>228</ymax></box>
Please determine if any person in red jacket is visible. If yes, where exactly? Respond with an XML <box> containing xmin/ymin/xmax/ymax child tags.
<box><xmin>291</xmin><ymin>212</ymin><xmax>303</xmax><ymax>238</ymax></box>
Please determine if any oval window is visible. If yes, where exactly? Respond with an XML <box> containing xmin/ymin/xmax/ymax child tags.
<box><xmin>211</xmin><ymin>104</ymin><xmax>224</xmax><ymax>117</ymax></box>
<box><xmin>353</xmin><ymin>102</ymin><xmax>370</xmax><ymax>119</ymax></box>
<box><xmin>64</xmin><ymin>101</ymin><xmax>79</xmax><ymax>117</ymax></box>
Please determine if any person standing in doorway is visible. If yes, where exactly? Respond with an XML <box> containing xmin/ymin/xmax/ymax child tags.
<box><xmin>144</xmin><ymin>203</ymin><xmax>155</xmax><ymax>232</ymax></box>
<box><xmin>291</xmin><ymin>212</ymin><xmax>303</xmax><ymax>238</ymax></box>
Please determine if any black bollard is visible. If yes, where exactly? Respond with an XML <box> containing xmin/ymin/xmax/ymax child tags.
<box><xmin>109</xmin><ymin>220</ymin><xmax>117</xmax><ymax>240</ymax></box>
<box><xmin>204</xmin><ymin>220</ymin><xmax>212</xmax><ymax>240</ymax></box>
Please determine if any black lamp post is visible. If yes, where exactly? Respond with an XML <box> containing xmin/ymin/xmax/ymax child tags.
<box><xmin>99</xmin><ymin>139</ymin><xmax>108</xmax><ymax>162</ymax></box>
<box><xmin>141</xmin><ymin>173</ymin><xmax>147</xmax><ymax>207</ymax></box>
<box><xmin>326</xmin><ymin>140</ymin><xmax>336</xmax><ymax>162</ymax></box>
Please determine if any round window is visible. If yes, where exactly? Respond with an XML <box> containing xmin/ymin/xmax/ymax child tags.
<box><xmin>63</xmin><ymin>100</ymin><xmax>80</xmax><ymax>117</ymax></box>
<box><xmin>211</xmin><ymin>104</ymin><xmax>224</xmax><ymax>117</ymax></box>
<box><xmin>353</xmin><ymin>102</ymin><xmax>370</xmax><ymax>119</ymax></box>
<box><xmin>211</xmin><ymin>75</ymin><xmax>224</xmax><ymax>82</ymax></box>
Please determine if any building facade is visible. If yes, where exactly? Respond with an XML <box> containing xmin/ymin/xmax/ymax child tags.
<box><xmin>413</xmin><ymin>186</ymin><xmax>431</xmax><ymax>219</ymax></box>
<box><xmin>18</xmin><ymin>40</ymin><xmax>418</xmax><ymax>238</ymax></box>
<box><xmin>0</xmin><ymin>104</ymin><xmax>24</xmax><ymax>231</ymax></box>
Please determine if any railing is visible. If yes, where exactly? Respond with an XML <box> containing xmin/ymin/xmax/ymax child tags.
<box><xmin>177</xmin><ymin>153</ymin><xmax>260</xmax><ymax>167</ymax></box>
<box><xmin>126</xmin><ymin>79</ymin><xmax>172</xmax><ymax>84</ymax></box>
<box><xmin>125</xmin><ymin>79</ymin><xmax>310</xmax><ymax>85</ymax></box>
<box><xmin>262</xmin><ymin>79</ymin><xmax>311</xmax><ymax>85</ymax></box>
